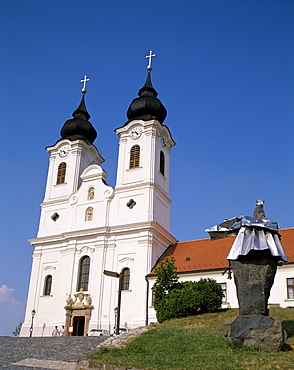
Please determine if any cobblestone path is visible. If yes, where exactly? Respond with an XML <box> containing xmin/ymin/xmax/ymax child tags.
<box><xmin>0</xmin><ymin>336</ymin><xmax>106</xmax><ymax>369</ymax></box>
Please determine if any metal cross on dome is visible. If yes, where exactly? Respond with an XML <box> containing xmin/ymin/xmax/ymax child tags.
<box><xmin>81</xmin><ymin>75</ymin><xmax>90</xmax><ymax>94</ymax></box>
<box><xmin>146</xmin><ymin>50</ymin><xmax>155</xmax><ymax>71</ymax></box>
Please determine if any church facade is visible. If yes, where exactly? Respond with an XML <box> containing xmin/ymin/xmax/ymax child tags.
<box><xmin>21</xmin><ymin>63</ymin><xmax>177</xmax><ymax>337</ymax></box>
<box><xmin>21</xmin><ymin>62</ymin><xmax>294</xmax><ymax>337</ymax></box>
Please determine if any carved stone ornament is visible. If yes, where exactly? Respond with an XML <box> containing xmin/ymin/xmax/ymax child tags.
<box><xmin>70</xmin><ymin>195</ymin><xmax>78</xmax><ymax>205</ymax></box>
<box><xmin>64</xmin><ymin>290</ymin><xmax>94</xmax><ymax>336</ymax></box>
<box><xmin>44</xmin><ymin>265</ymin><xmax>56</xmax><ymax>271</ymax></box>
<box><xmin>65</xmin><ymin>290</ymin><xmax>93</xmax><ymax>309</ymax></box>
<box><xmin>119</xmin><ymin>256</ymin><xmax>134</xmax><ymax>264</ymax></box>
<box><xmin>77</xmin><ymin>246</ymin><xmax>95</xmax><ymax>255</ymax></box>
<box><xmin>66</xmin><ymin>294</ymin><xmax>74</xmax><ymax>307</ymax></box>
<box><xmin>104</xmin><ymin>187</ymin><xmax>114</xmax><ymax>199</ymax></box>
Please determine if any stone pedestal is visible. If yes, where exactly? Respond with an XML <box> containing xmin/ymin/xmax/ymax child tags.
<box><xmin>220</xmin><ymin>315</ymin><xmax>287</xmax><ymax>352</ymax></box>
<box><xmin>230</xmin><ymin>250</ymin><xmax>277</xmax><ymax>316</ymax></box>
<box><xmin>222</xmin><ymin>250</ymin><xmax>287</xmax><ymax>351</ymax></box>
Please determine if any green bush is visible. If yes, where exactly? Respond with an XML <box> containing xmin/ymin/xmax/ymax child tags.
<box><xmin>154</xmin><ymin>281</ymin><xmax>200</xmax><ymax>322</ymax></box>
<box><xmin>191</xmin><ymin>278</ymin><xmax>223</xmax><ymax>313</ymax></box>
<box><xmin>152</xmin><ymin>258</ymin><xmax>223</xmax><ymax>323</ymax></box>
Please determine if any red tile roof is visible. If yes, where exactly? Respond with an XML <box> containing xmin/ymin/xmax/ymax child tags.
<box><xmin>151</xmin><ymin>228</ymin><xmax>294</xmax><ymax>274</ymax></box>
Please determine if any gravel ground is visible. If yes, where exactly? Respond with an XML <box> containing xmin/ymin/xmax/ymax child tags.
<box><xmin>0</xmin><ymin>336</ymin><xmax>106</xmax><ymax>369</ymax></box>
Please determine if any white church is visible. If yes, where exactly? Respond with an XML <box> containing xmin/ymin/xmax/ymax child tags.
<box><xmin>21</xmin><ymin>56</ymin><xmax>294</xmax><ymax>337</ymax></box>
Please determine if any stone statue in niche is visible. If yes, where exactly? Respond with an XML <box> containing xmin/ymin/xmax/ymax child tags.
<box><xmin>76</xmin><ymin>289</ymin><xmax>85</xmax><ymax>304</ymax></box>
<box><xmin>85</xmin><ymin>207</ymin><xmax>93</xmax><ymax>221</ymax></box>
<box><xmin>206</xmin><ymin>200</ymin><xmax>288</xmax><ymax>351</ymax></box>
<box><xmin>86</xmin><ymin>295</ymin><xmax>92</xmax><ymax>306</ymax></box>
<box><xmin>65</xmin><ymin>294</ymin><xmax>73</xmax><ymax>307</ymax></box>
<box><xmin>88</xmin><ymin>187</ymin><xmax>95</xmax><ymax>201</ymax></box>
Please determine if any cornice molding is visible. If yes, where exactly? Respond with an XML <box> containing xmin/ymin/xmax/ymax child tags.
<box><xmin>114</xmin><ymin>181</ymin><xmax>171</xmax><ymax>202</ymax></box>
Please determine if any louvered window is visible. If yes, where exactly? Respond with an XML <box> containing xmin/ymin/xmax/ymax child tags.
<box><xmin>121</xmin><ymin>268</ymin><xmax>130</xmax><ymax>290</ymax></box>
<box><xmin>78</xmin><ymin>256</ymin><xmax>90</xmax><ymax>291</ymax></box>
<box><xmin>56</xmin><ymin>162</ymin><xmax>66</xmax><ymax>184</ymax></box>
<box><xmin>160</xmin><ymin>151</ymin><xmax>165</xmax><ymax>176</ymax></box>
<box><xmin>129</xmin><ymin>145</ymin><xmax>140</xmax><ymax>169</ymax></box>
<box><xmin>44</xmin><ymin>275</ymin><xmax>52</xmax><ymax>296</ymax></box>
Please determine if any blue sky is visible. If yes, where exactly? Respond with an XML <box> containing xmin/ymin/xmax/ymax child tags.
<box><xmin>0</xmin><ymin>0</ymin><xmax>293</xmax><ymax>336</ymax></box>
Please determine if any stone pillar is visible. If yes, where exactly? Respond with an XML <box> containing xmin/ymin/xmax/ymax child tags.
<box><xmin>84</xmin><ymin>308</ymin><xmax>92</xmax><ymax>336</ymax></box>
<box><xmin>230</xmin><ymin>250</ymin><xmax>278</xmax><ymax>316</ymax></box>
<box><xmin>64</xmin><ymin>309</ymin><xmax>72</xmax><ymax>336</ymax></box>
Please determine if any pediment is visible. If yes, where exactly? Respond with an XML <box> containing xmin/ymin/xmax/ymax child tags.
<box><xmin>81</xmin><ymin>164</ymin><xmax>106</xmax><ymax>181</ymax></box>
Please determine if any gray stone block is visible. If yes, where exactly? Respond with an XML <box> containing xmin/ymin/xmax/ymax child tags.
<box><xmin>220</xmin><ymin>315</ymin><xmax>287</xmax><ymax>352</ymax></box>
<box><xmin>230</xmin><ymin>250</ymin><xmax>277</xmax><ymax>316</ymax></box>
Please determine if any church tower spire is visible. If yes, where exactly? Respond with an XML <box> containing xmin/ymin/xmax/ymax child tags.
<box><xmin>60</xmin><ymin>75</ymin><xmax>97</xmax><ymax>144</ymax></box>
<box><xmin>126</xmin><ymin>53</ymin><xmax>167</xmax><ymax>124</ymax></box>
<box><xmin>41</xmin><ymin>75</ymin><xmax>104</xmax><ymax>210</ymax></box>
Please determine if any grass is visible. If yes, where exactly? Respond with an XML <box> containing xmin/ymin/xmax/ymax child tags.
<box><xmin>91</xmin><ymin>308</ymin><xmax>294</xmax><ymax>370</ymax></box>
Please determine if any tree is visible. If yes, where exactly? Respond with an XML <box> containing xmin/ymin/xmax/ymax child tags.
<box><xmin>152</xmin><ymin>257</ymin><xmax>180</xmax><ymax>323</ymax></box>
<box><xmin>152</xmin><ymin>257</ymin><xmax>179</xmax><ymax>301</ymax></box>
<box><xmin>13</xmin><ymin>323</ymin><xmax>22</xmax><ymax>337</ymax></box>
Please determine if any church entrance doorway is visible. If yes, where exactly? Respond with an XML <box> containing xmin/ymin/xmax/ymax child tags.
<box><xmin>73</xmin><ymin>316</ymin><xmax>85</xmax><ymax>336</ymax></box>
<box><xmin>64</xmin><ymin>290</ymin><xmax>93</xmax><ymax>336</ymax></box>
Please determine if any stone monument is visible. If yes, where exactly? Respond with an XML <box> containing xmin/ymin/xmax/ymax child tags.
<box><xmin>206</xmin><ymin>200</ymin><xmax>288</xmax><ymax>351</ymax></box>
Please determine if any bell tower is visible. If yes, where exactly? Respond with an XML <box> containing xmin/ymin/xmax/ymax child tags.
<box><xmin>112</xmin><ymin>51</ymin><xmax>175</xmax><ymax>232</ymax></box>
<box><xmin>102</xmin><ymin>52</ymin><xmax>177</xmax><ymax>328</ymax></box>
<box><xmin>38</xmin><ymin>76</ymin><xmax>104</xmax><ymax>237</ymax></box>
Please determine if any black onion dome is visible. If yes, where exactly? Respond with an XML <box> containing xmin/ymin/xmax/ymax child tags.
<box><xmin>126</xmin><ymin>71</ymin><xmax>167</xmax><ymax>124</ymax></box>
<box><xmin>60</xmin><ymin>95</ymin><xmax>97</xmax><ymax>144</ymax></box>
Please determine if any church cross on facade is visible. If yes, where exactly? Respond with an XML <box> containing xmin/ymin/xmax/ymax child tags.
<box><xmin>81</xmin><ymin>75</ymin><xmax>90</xmax><ymax>94</ymax></box>
<box><xmin>146</xmin><ymin>51</ymin><xmax>155</xmax><ymax>71</ymax></box>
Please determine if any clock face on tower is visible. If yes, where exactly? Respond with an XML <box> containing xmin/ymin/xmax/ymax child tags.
<box><xmin>59</xmin><ymin>146</ymin><xmax>70</xmax><ymax>158</ymax></box>
<box><xmin>130</xmin><ymin>127</ymin><xmax>142</xmax><ymax>140</ymax></box>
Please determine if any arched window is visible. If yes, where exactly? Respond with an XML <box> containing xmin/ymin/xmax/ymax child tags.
<box><xmin>88</xmin><ymin>187</ymin><xmax>95</xmax><ymax>200</ymax></box>
<box><xmin>44</xmin><ymin>275</ymin><xmax>52</xmax><ymax>296</ymax></box>
<box><xmin>78</xmin><ymin>256</ymin><xmax>90</xmax><ymax>291</ymax></box>
<box><xmin>85</xmin><ymin>207</ymin><xmax>93</xmax><ymax>221</ymax></box>
<box><xmin>129</xmin><ymin>145</ymin><xmax>140</xmax><ymax>169</ymax></box>
<box><xmin>56</xmin><ymin>162</ymin><xmax>66</xmax><ymax>184</ymax></box>
<box><xmin>159</xmin><ymin>151</ymin><xmax>165</xmax><ymax>176</ymax></box>
<box><xmin>121</xmin><ymin>268</ymin><xmax>130</xmax><ymax>291</ymax></box>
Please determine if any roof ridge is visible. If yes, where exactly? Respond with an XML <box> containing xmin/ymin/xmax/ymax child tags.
<box><xmin>178</xmin><ymin>237</ymin><xmax>210</xmax><ymax>243</ymax></box>
<box><xmin>179</xmin><ymin>236</ymin><xmax>235</xmax><ymax>243</ymax></box>
<box><xmin>178</xmin><ymin>227</ymin><xmax>294</xmax><ymax>244</ymax></box>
